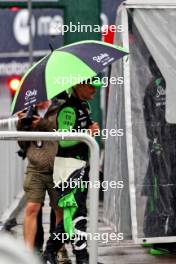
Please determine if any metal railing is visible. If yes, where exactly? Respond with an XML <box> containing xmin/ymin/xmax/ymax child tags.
<box><xmin>0</xmin><ymin>117</ymin><xmax>18</xmax><ymax>130</ymax></box>
<box><xmin>0</xmin><ymin>131</ymin><xmax>100</xmax><ymax>264</ymax></box>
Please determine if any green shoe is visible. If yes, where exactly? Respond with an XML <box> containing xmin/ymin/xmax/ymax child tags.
<box><xmin>142</xmin><ymin>243</ymin><xmax>153</xmax><ymax>248</ymax></box>
<box><xmin>149</xmin><ymin>248</ymin><xmax>169</xmax><ymax>256</ymax></box>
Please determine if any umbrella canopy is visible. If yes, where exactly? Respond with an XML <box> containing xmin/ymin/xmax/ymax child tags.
<box><xmin>11</xmin><ymin>40</ymin><xmax>128</xmax><ymax>114</ymax></box>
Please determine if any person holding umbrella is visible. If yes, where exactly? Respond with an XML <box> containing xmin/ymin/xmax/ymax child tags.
<box><xmin>43</xmin><ymin>77</ymin><xmax>102</xmax><ymax>264</ymax></box>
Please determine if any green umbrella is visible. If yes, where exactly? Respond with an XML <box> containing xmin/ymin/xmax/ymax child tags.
<box><xmin>11</xmin><ymin>40</ymin><xmax>128</xmax><ymax>114</ymax></box>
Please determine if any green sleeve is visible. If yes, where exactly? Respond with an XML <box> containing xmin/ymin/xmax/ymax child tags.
<box><xmin>57</xmin><ymin>106</ymin><xmax>79</xmax><ymax>147</ymax></box>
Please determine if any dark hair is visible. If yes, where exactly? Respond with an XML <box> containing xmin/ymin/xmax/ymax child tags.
<box><xmin>55</xmin><ymin>91</ymin><xmax>68</xmax><ymax>100</ymax></box>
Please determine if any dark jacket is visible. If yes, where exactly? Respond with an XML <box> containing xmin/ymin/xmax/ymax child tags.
<box><xmin>57</xmin><ymin>95</ymin><xmax>93</xmax><ymax>161</ymax></box>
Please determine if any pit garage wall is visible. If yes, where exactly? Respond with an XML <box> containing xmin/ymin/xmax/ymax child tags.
<box><xmin>132</xmin><ymin>8</ymin><xmax>176</xmax><ymax>124</ymax></box>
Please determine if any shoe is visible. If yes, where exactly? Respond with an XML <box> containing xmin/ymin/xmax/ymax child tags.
<box><xmin>35</xmin><ymin>247</ymin><xmax>43</xmax><ymax>255</ymax></box>
<box><xmin>76</xmin><ymin>259</ymin><xmax>102</xmax><ymax>264</ymax></box>
<box><xmin>149</xmin><ymin>248</ymin><xmax>170</xmax><ymax>256</ymax></box>
<box><xmin>42</xmin><ymin>251</ymin><xmax>58</xmax><ymax>264</ymax></box>
<box><xmin>4</xmin><ymin>218</ymin><xmax>17</xmax><ymax>231</ymax></box>
<box><xmin>57</xmin><ymin>248</ymin><xmax>72</xmax><ymax>263</ymax></box>
<box><xmin>142</xmin><ymin>243</ymin><xmax>153</xmax><ymax>248</ymax></box>
<box><xmin>149</xmin><ymin>244</ymin><xmax>176</xmax><ymax>256</ymax></box>
<box><xmin>76</xmin><ymin>259</ymin><xmax>89</xmax><ymax>264</ymax></box>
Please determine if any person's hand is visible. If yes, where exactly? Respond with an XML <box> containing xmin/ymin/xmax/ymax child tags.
<box><xmin>16</xmin><ymin>110</ymin><xmax>26</xmax><ymax>120</ymax></box>
<box><xmin>88</xmin><ymin>122</ymin><xmax>100</xmax><ymax>136</ymax></box>
<box><xmin>31</xmin><ymin>115</ymin><xmax>42</xmax><ymax>128</ymax></box>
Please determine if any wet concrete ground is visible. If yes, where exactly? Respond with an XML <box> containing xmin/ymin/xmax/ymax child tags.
<box><xmin>12</xmin><ymin>198</ymin><xmax>176</xmax><ymax>264</ymax></box>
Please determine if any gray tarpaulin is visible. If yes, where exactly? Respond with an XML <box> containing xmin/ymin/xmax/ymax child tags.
<box><xmin>133</xmin><ymin>9</ymin><xmax>176</xmax><ymax>123</ymax></box>
<box><xmin>103</xmin><ymin>7</ymin><xmax>132</xmax><ymax>239</ymax></box>
<box><xmin>132</xmin><ymin>8</ymin><xmax>176</xmax><ymax>241</ymax></box>
<box><xmin>104</xmin><ymin>5</ymin><xmax>176</xmax><ymax>243</ymax></box>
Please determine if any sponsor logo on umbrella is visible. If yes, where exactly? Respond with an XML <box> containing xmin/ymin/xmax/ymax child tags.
<box><xmin>24</xmin><ymin>89</ymin><xmax>37</xmax><ymax>105</ymax></box>
<box><xmin>93</xmin><ymin>53</ymin><xmax>114</xmax><ymax>66</ymax></box>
